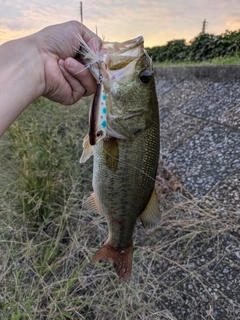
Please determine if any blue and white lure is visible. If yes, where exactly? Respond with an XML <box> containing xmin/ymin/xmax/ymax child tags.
<box><xmin>77</xmin><ymin>35</ymin><xmax>109</xmax><ymax>162</ymax></box>
<box><xmin>79</xmin><ymin>62</ymin><xmax>108</xmax><ymax>163</ymax></box>
<box><xmin>89</xmin><ymin>79</ymin><xmax>107</xmax><ymax>146</ymax></box>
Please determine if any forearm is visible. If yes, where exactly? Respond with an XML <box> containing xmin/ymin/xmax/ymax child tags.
<box><xmin>0</xmin><ymin>36</ymin><xmax>44</xmax><ymax>136</ymax></box>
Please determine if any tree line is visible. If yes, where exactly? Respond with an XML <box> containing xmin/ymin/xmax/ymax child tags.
<box><xmin>147</xmin><ymin>30</ymin><xmax>240</xmax><ymax>63</ymax></box>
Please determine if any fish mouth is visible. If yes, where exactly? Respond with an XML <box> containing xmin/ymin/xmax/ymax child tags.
<box><xmin>76</xmin><ymin>35</ymin><xmax>147</xmax><ymax>86</ymax></box>
<box><xmin>102</xmin><ymin>36</ymin><xmax>144</xmax><ymax>56</ymax></box>
<box><xmin>101</xmin><ymin>36</ymin><xmax>145</xmax><ymax>73</ymax></box>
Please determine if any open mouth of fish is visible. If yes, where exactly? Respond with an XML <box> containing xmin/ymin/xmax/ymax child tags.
<box><xmin>77</xmin><ymin>36</ymin><xmax>145</xmax><ymax>85</ymax></box>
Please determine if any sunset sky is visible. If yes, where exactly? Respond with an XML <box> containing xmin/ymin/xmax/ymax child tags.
<box><xmin>1</xmin><ymin>0</ymin><xmax>240</xmax><ymax>47</ymax></box>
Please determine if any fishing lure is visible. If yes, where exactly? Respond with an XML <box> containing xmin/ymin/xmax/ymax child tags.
<box><xmin>74</xmin><ymin>35</ymin><xmax>108</xmax><ymax>146</ymax></box>
<box><xmin>88</xmin><ymin>63</ymin><xmax>107</xmax><ymax>146</ymax></box>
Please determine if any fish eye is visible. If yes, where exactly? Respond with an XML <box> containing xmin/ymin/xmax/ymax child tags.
<box><xmin>139</xmin><ymin>69</ymin><xmax>152</xmax><ymax>84</ymax></box>
<box><xmin>96</xmin><ymin>131</ymin><xmax>103</xmax><ymax>137</ymax></box>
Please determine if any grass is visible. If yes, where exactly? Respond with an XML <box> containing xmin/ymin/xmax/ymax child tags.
<box><xmin>0</xmin><ymin>97</ymin><xmax>239</xmax><ymax>319</ymax></box>
<box><xmin>153</xmin><ymin>55</ymin><xmax>240</xmax><ymax>67</ymax></box>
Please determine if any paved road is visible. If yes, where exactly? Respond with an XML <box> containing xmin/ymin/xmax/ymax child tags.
<box><xmin>154</xmin><ymin>66</ymin><xmax>240</xmax><ymax>320</ymax></box>
<box><xmin>156</xmin><ymin>66</ymin><xmax>240</xmax><ymax>208</ymax></box>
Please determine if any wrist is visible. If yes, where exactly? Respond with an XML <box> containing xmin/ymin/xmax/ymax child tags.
<box><xmin>0</xmin><ymin>36</ymin><xmax>45</xmax><ymax>136</ymax></box>
<box><xmin>20</xmin><ymin>34</ymin><xmax>46</xmax><ymax>98</ymax></box>
<box><xmin>1</xmin><ymin>35</ymin><xmax>46</xmax><ymax>99</ymax></box>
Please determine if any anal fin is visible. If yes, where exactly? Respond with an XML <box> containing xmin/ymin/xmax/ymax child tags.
<box><xmin>140</xmin><ymin>188</ymin><xmax>161</xmax><ymax>229</ymax></box>
<box><xmin>92</xmin><ymin>241</ymin><xmax>133</xmax><ymax>282</ymax></box>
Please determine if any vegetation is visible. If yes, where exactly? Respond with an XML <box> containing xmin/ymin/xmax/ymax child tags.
<box><xmin>147</xmin><ymin>30</ymin><xmax>240</xmax><ymax>64</ymax></box>
<box><xmin>0</xmin><ymin>97</ymin><xmax>238</xmax><ymax>319</ymax></box>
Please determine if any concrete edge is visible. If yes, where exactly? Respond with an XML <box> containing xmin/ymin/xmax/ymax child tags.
<box><xmin>154</xmin><ymin>65</ymin><xmax>240</xmax><ymax>80</ymax></box>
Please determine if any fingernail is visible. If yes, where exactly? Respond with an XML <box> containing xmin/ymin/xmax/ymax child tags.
<box><xmin>67</xmin><ymin>57</ymin><xmax>79</xmax><ymax>69</ymax></box>
<box><xmin>58</xmin><ymin>59</ymin><xmax>64</xmax><ymax>67</ymax></box>
<box><xmin>88</xmin><ymin>37</ymin><xmax>102</xmax><ymax>52</ymax></box>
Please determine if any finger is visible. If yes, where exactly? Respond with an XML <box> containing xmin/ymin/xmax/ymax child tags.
<box><xmin>78</xmin><ymin>23</ymin><xmax>102</xmax><ymax>51</ymax></box>
<box><xmin>70</xmin><ymin>21</ymin><xmax>102</xmax><ymax>57</ymax></box>
<box><xmin>87</xmin><ymin>36</ymin><xmax>102</xmax><ymax>52</ymax></box>
<box><xmin>59</xmin><ymin>60</ymin><xmax>86</xmax><ymax>104</ymax></box>
<box><xmin>64</xmin><ymin>57</ymin><xmax>97</xmax><ymax>96</ymax></box>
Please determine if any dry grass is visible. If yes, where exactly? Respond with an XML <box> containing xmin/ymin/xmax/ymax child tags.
<box><xmin>0</xmin><ymin>98</ymin><xmax>239</xmax><ymax>319</ymax></box>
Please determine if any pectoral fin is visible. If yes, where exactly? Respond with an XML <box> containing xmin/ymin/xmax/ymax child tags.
<box><xmin>103</xmin><ymin>138</ymin><xmax>119</xmax><ymax>172</ymax></box>
<box><xmin>79</xmin><ymin>134</ymin><xmax>93</xmax><ymax>163</ymax></box>
<box><xmin>140</xmin><ymin>188</ymin><xmax>161</xmax><ymax>229</ymax></box>
<box><xmin>82</xmin><ymin>193</ymin><xmax>102</xmax><ymax>215</ymax></box>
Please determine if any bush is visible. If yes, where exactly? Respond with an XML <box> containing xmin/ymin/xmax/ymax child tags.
<box><xmin>147</xmin><ymin>39</ymin><xmax>188</xmax><ymax>63</ymax></box>
<box><xmin>148</xmin><ymin>30</ymin><xmax>240</xmax><ymax>63</ymax></box>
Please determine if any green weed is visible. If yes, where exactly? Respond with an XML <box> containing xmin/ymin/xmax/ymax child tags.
<box><xmin>2</xmin><ymin>98</ymin><xmax>91</xmax><ymax>226</ymax></box>
<box><xmin>153</xmin><ymin>55</ymin><xmax>240</xmax><ymax>67</ymax></box>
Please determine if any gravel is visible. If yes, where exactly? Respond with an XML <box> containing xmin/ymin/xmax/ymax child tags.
<box><xmin>155</xmin><ymin>66</ymin><xmax>240</xmax><ymax>320</ymax></box>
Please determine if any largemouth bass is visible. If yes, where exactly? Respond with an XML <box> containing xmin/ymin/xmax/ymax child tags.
<box><xmin>79</xmin><ymin>35</ymin><xmax>160</xmax><ymax>282</ymax></box>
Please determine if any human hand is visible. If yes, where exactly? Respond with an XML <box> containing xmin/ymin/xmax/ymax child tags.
<box><xmin>0</xmin><ymin>20</ymin><xmax>102</xmax><ymax>136</ymax></box>
<box><xmin>34</xmin><ymin>20</ymin><xmax>102</xmax><ymax>105</ymax></box>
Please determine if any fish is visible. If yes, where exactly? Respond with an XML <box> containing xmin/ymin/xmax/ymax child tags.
<box><xmin>78</xmin><ymin>35</ymin><xmax>160</xmax><ymax>282</ymax></box>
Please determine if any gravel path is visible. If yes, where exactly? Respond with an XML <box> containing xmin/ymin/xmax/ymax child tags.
<box><xmin>155</xmin><ymin>66</ymin><xmax>240</xmax><ymax>320</ymax></box>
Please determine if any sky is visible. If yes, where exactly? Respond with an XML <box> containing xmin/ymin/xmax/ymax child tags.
<box><xmin>1</xmin><ymin>0</ymin><xmax>240</xmax><ymax>47</ymax></box>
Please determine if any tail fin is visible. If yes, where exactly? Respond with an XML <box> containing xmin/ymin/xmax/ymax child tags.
<box><xmin>92</xmin><ymin>241</ymin><xmax>133</xmax><ymax>282</ymax></box>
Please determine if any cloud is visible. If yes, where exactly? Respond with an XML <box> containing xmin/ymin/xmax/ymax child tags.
<box><xmin>82</xmin><ymin>0</ymin><xmax>170</xmax><ymax>46</ymax></box>
<box><xmin>2</xmin><ymin>0</ymin><xmax>240</xmax><ymax>46</ymax></box>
